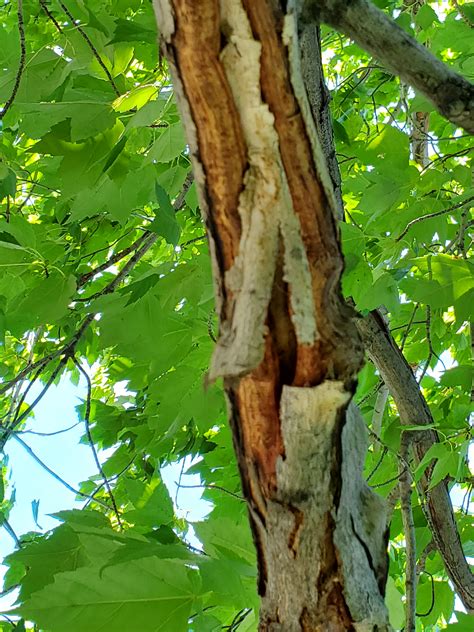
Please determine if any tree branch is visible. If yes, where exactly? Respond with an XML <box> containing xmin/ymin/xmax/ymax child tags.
<box><xmin>59</xmin><ymin>2</ymin><xmax>120</xmax><ymax>97</ymax></box>
<box><xmin>356</xmin><ymin>310</ymin><xmax>474</xmax><ymax>612</ymax></box>
<box><xmin>12</xmin><ymin>433</ymin><xmax>111</xmax><ymax>510</ymax></box>
<box><xmin>0</xmin><ymin>0</ymin><xmax>26</xmax><ymax>121</ymax></box>
<box><xmin>303</xmin><ymin>0</ymin><xmax>474</xmax><ymax>133</ymax></box>
<box><xmin>396</xmin><ymin>195</ymin><xmax>474</xmax><ymax>242</ymax></box>
<box><xmin>73</xmin><ymin>358</ymin><xmax>123</xmax><ymax>528</ymax></box>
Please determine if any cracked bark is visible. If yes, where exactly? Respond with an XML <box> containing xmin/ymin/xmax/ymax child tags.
<box><xmin>154</xmin><ymin>1</ymin><xmax>390</xmax><ymax>629</ymax></box>
<box><xmin>299</xmin><ymin>15</ymin><xmax>474</xmax><ymax>616</ymax></box>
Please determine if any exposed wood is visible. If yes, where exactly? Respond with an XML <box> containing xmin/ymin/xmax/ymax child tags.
<box><xmin>154</xmin><ymin>0</ymin><xmax>390</xmax><ymax>628</ymax></box>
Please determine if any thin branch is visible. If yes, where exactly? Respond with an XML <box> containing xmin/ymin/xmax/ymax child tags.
<box><xmin>366</xmin><ymin>446</ymin><xmax>388</xmax><ymax>483</ymax></box>
<box><xmin>399</xmin><ymin>433</ymin><xmax>416</xmax><ymax>632</ymax></box>
<box><xmin>82</xmin><ymin>456</ymin><xmax>136</xmax><ymax>509</ymax></box>
<box><xmin>396</xmin><ymin>195</ymin><xmax>474</xmax><ymax>242</ymax></box>
<box><xmin>59</xmin><ymin>2</ymin><xmax>120</xmax><ymax>97</ymax></box>
<box><xmin>0</xmin><ymin>358</ymin><xmax>67</xmax><ymax>450</ymax></box>
<box><xmin>2</xmin><ymin>518</ymin><xmax>22</xmax><ymax>548</ymax></box>
<box><xmin>0</xmin><ymin>0</ymin><xmax>26</xmax><ymax>120</ymax></box>
<box><xmin>78</xmin><ymin>233</ymin><xmax>149</xmax><ymax>286</ymax></box>
<box><xmin>0</xmin><ymin>174</ymin><xmax>193</xmax><ymax>394</ymax></box>
<box><xmin>12</xmin><ymin>433</ymin><xmax>111</xmax><ymax>510</ymax></box>
<box><xmin>39</xmin><ymin>0</ymin><xmax>63</xmax><ymax>33</ymax></box>
<box><xmin>176</xmin><ymin>482</ymin><xmax>244</xmax><ymax>501</ymax></box>
<box><xmin>73</xmin><ymin>358</ymin><xmax>123</xmax><ymax>528</ymax></box>
<box><xmin>306</xmin><ymin>0</ymin><xmax>474</xmax><ymax>133</ymax></box>
<box><xmin>16</xmin><ymin>421</ymin><xmax>81</xmax><ymax>437</ymax></box>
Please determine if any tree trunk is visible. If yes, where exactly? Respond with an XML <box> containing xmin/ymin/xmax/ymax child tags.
<box><xmin>154</xmin><ymin>1</ymin><xmax>390</xmax><ymax>629</ymax></box>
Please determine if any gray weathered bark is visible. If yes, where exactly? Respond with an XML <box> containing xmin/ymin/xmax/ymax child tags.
<box><xmin>357</xmin><ymin>311</ymin><xmax>474</xmax><ymax>613</ymax></box>
<box><xmin>299</xmin><ymin>16</ymin><xmax>474</xmax><ymax>615</ymax></box>
<box><xmin>302</xmin><ymin>0</ymin><xmax>474</xmax><ymax>133</ymax></box>
<box><xmin>154</xmin><ymin>1</ymin><xmax>391</xmax><ymax>628</ymax></box>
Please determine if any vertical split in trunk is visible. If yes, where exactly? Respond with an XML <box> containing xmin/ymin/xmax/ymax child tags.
<box><xmin>154</xmin><ymin>1</ymin><xmax>390</xmax><ymax>629</ymax></box>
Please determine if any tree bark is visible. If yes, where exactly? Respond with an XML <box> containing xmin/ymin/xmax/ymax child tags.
<box><xmin>357</xmin><ymin>311</ymin><xmax>474</xmax><ymax>613</ymax></box>
<box><xmin>154</xmin><ymin>1</ymin><xmax>390</xmax><ymax>629</ymax></box>
<box><xmin>298</xmin><ymin>16</ymin><xmax>474</xmax><ymax>615</ymax></box>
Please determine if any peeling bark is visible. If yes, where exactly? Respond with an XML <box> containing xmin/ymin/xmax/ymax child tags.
<box><xmin>154</xmin><ymin>1</ymin><xmax>389</xmax><ymax>629</ymax></box>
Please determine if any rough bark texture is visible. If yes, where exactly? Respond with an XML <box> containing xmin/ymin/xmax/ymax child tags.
<box><xmin>302</xmin><ymin>0</ymin><xmax>474</xmax><ymax>134</ymax></box>
<box><xmin>154</xmin><ymin>1</ymin><xmax>390</xmax><ymax>629</ymax></box>
<box><xmin>357</xmin><ymin>311</ymin><xmax>474</xmax><ymax>613</ymax></box>
<box><xmin>299</xmin><ymin>16</ymin><xmax>474</xmax><ymax>615</ymax></box>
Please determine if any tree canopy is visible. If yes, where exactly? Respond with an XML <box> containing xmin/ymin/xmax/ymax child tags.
<box><xmin>0</xmin><ymin>1</ymin><xmax>472</xmax><ymax>630</ymax></box>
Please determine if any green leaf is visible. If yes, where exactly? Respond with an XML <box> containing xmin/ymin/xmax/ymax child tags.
<box><xmin>149</xmin><ymin>124</ymin><xmax>186</xmax><ymax>163</ymax></box>
<box><xmin>15</xmin><ymin>558</ymin><xmax>201</xmax><ymax>632</ymax></box>
<box><xmin>149</xmin><ymin>183</ymin><xmax>181</xmax><ymax>245</ymax></box>
<box><xmin>0</xmin><ymin>168</ymin><xmax>16</xmax><ymax>200</ymax></box>
<box><xmin>7</xmin><ymin>273</ymin><xmax>76</xmax><ymax>335</ymax></box>
<box><xmin>109</xmin><ymin>18</ymin><xmax>157</xmax><ymax>45</ymax></box>
<box><xmin>385</xmin><ymin>577</ymin><xmax>404</xmax><ymax>630</ymax></box>
<box><xmin>113</xmin><ymin>85</ymin><xmax>158</xmax><ymax>113</ymax></box>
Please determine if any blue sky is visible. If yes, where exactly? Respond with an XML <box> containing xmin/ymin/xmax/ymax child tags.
<box><xmin>0</xmin><ymin>375</ymin><xmax>209</xmax><ymax>615</ymax></box>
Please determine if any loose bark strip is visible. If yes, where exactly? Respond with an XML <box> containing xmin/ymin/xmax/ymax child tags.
<box><xmin>154</xmin><ymin>1</ymin><xmax>390</xmax><ymax>629</ymax></box>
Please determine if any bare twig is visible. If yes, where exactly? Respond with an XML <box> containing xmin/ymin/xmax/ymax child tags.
<box><xmin>396</xmin><ymin>195</ymin><xmax>474</xmax><ymax>242</ymax></box>
<box><xmin>59</xmin><ymin>2</ymin><xmax>120</xmax><ymax>97</ymax></box>
<box><xmin>39</xmin><ymin>0</ymin><xmax>63</xmax><ymax>33</ymax></box>
<box><xmin>78</xmin><ymin>234</ymin><xmax>149</xmax><ymax>286</ymax></box>
<box><xmin>12</xmin><ymin>433</ymin><xmax>111</xmax><ymax>510</ymax></box>
<box><xmin>73</xmin><ymin>358</ymin><xmax>123</xmax><ymax>528</ymax></box>
<box><xmin>371</xmin><ymin>383</ymin><xmax>389</xmax><ymax>450</ymax></box>
<box><xmin>0</xmin><ymin>0</ymin><xmax>26</xmax><ymax>120</ymax></box>
<box><xmin>176</xmin><ymin>482</ymin><xmax>244</xmax><ymax>501</ymax></box>
<box><xmin>2</xmin><ymin>518</ymin><xmax>22</xmax><ymax>548</ymax></box>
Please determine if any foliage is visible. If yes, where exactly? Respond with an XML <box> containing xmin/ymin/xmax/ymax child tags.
<box><xmin>0</xmin><ymin>0</ymin><xmax>472</xmax><ymax>630</ymax></box>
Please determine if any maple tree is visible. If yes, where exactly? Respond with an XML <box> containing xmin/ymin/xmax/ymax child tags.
<box><xmin>0</xmin><ymin>0</ymin><xmax>472</xmax><ymax>630</ymax></box>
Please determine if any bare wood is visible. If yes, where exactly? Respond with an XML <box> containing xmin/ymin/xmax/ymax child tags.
<box><xmin>154</xmin><ymin>0</ymin><xmax>390</xmax><ymax>628</ymax></box>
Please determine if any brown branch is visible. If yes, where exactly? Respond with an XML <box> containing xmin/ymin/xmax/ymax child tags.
<box><xmin>0</xmin><ymin>175</ymin><xmax>194</xmax><ymax>396</ymax></box>
<box><xmin>305</xmin><ymin>0</ymin><xmax>474</xmax><ymax>133</ymax></box>
<box><xmin>396</xmin><ymin>195</ymin><xmax>474</xmax><ymax>242</ymax></box>
<box><xmin>357</xmin><ymin>310</ymin><xmax>474</xmax><ymax>612</ymax></box>
<box><xmin>39</xmin><ymin>0</ymin><xmax>63</xmax><ymax>33</ymax></box>
<box><xmin>0</xmin><ymin>0</ymin><xmax>26</xmax><ymax>120</ymax></box>
<box><xmin>59</xmin><ymin>2</ymin><xmax>120</xmax><ymax>97</ymax></box>
<box><xmin>78</xmin><ymin>233</ymin><xmax>149</xmax><ymax>286</ymax></box>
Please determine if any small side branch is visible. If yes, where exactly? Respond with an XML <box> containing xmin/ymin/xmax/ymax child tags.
<box><xmin>0</xmin><ymin>0</ymin><xmax>26</xmax><ymax>120</ymax></box>
<box><xmin>304</xmin><ymin>0</ymin><xmax>474</xmax><ymax>133</ymax></box>
<box><xmin>73</xmin><ymin>358</ymin><xmax>123</xmax><ymax>529</ymax></box>
<box><xmin>396</xmin><ymin>195</ymin><xmax>474</xmax><ymax>242</ymax></box>
<box><xmin>59</xmin><ymin>2</ymin><xmax>120</xmax><ymax>97</ymax></box>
